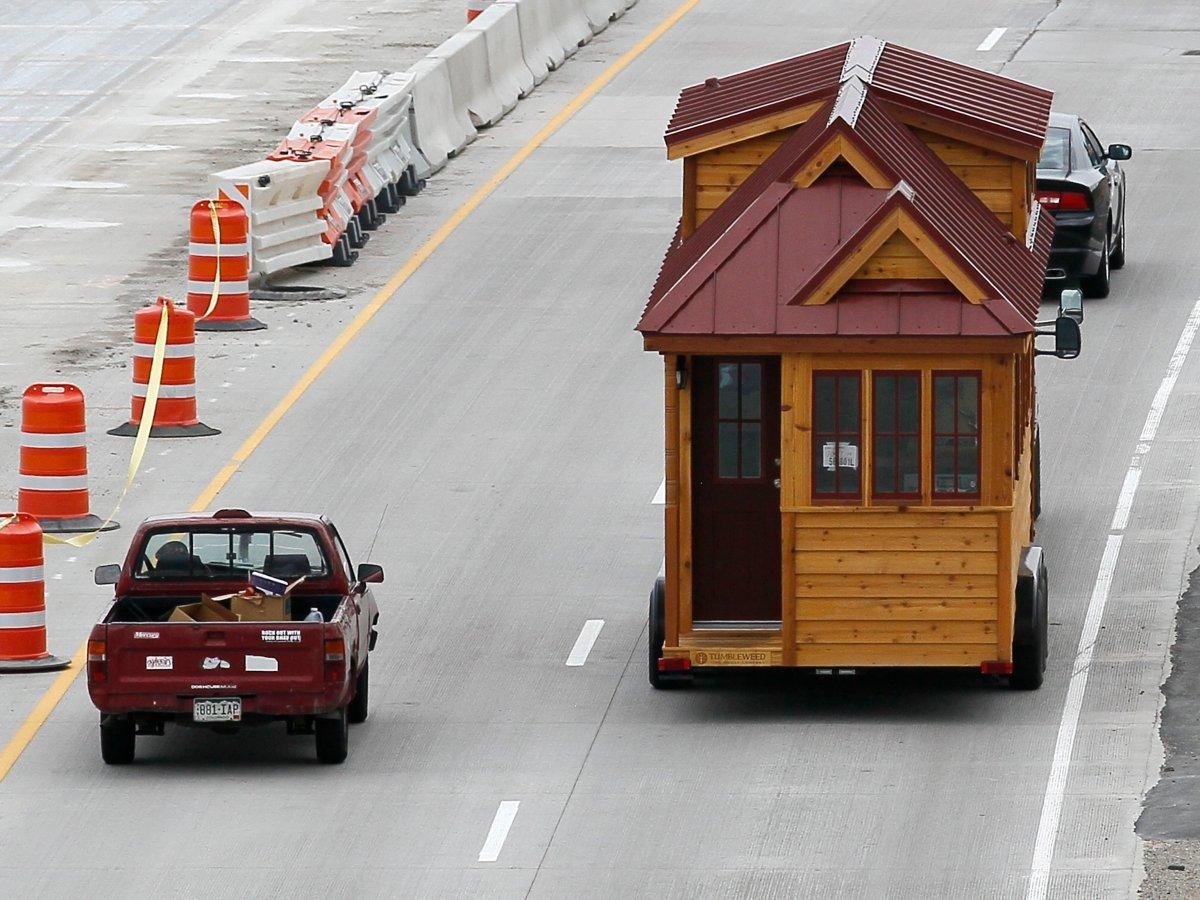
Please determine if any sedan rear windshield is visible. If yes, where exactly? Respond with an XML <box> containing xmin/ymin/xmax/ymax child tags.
<box><xmin>134</xmin><ymin>527</ymin><xmax>329</xmax><ymax>581</ymax></box>
<box><xmin>1038</xmin><ymin>127</ymin><xmax>1071</xmax><ymax>172</ymax></box>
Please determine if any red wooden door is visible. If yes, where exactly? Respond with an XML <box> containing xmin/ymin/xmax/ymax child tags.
<box><xmin>691</xmin><ymin>357</ymin><xmax>781</xmax><ymax>624</ymax></box>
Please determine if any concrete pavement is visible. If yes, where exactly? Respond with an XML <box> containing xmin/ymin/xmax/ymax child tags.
<box><xmin>1</xmin><ymin>0</ymin><xmax>1199</xmax><ymax>896</ymax></box>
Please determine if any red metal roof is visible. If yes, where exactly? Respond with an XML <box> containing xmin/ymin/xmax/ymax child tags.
<box><xmin>640</xmin><ymin>96</ymin><xmax>1052</xmax><ymax>339</ymax></box>
<box><xmin>664</xmin><ymin>37</ymin><xmax>1052</xmax><ymax>157</ymax></box>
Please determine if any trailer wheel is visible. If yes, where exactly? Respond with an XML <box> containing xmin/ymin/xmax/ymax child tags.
<box><xmin>648</xmin><ymin>576</ymin><xmax>689</xmax><ymax>689</ymax></box>
<box><xmin>1011</xmin><ymin>548</ymin><xmax>1048</xmax><ymax>691</ymax></box>
<box><xmin>315</xmin><ymin>707</ymin><xmax>349</xmax><ymax>764</ymax></box>
<box><xmin>348</xmin><ymin>660</ymin><xmax>369</xmax><ymax>724</ymax></box>
<box><xmin>100</xmin><ymin>718</ymin><xmax>136</xmax><ymax>765</ymax></box>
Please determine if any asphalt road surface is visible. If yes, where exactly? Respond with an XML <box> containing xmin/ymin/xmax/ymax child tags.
<box><xmin>2</xmin><ymin>0</ymin><xmax>1199</xmax><ymax>897</ymax></box>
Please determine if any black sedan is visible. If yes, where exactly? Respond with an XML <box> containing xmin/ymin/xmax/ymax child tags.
<box><xmin>1036</xmin><ymin>112</ymin><xmax>1132</xmax><ymax>298</ymax></box>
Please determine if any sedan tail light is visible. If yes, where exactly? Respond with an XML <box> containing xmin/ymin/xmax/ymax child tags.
<box><xmin>1035</xmin><ymin>190</ymin><xmax>1090</xmax><ymax>211</ymax></box>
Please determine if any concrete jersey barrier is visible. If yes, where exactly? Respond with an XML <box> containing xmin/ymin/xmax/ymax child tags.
<box><xmin>210</xmin><ymin>158</ymin><xmax>333</xmax><ymax>277</ymax></box>
<box><xmin>430</xmin><ymin>29</ymin><xmax>507</xmax><ymax>129</ymax></box>
<box><xmin>583</xmin><ymin>0</ymin><xmax>624</xmax><ymax>32</ymax></box>
<box><xmin>466</xmin><ymin>3</ymin><xmax>535</xmax><ymax>110</ymax></box>
<box><xmin>548</xmin><ymin>0</ymin><xmax>592</xmax><ymax>58</ymax></box>
<box><xmin>408</xmin><ymin>56</ymin><xmax>476</xmax><ymax>175</ymax></box>
<box><xmin>501</xmin><ymin>0</ymin><xmax>563</xmax><ymax>81</ymax></box>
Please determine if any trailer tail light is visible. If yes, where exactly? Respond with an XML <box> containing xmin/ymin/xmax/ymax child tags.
<box><xmin>657</xmin><ymin>656</ymin><xmax>691</xmax><ymax>673</ymax></box>
<box><xmin>980</xmin><ymin>660</ymin><xmax>1013</xmax><ymax>675</ymax></box>
<box><xmin>324</xmin><ymin>637</ymin><xmax>345</xmax><ymax>682</ymax></box>
<box><xmin>1034</xmin><ymin>190</ymin><xmax>1090</xmax><ymax>212</ymax></box>
<box><xmin>87</xmin><ymin>639</ymin><xmax>107</xmax><ymax>683</ymax></box>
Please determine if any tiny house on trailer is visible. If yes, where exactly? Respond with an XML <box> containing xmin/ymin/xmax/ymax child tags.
<box><xmin>639</xmin><ymin>37</ymin><xmax>1081</xmax><ymax>689</ymax></box>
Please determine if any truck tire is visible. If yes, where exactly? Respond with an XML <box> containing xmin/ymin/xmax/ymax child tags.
<box><xmin>315</xmin><ymin>706</ymin><xmax>349</xmax><ymax>764</ymax></box>
<box><xmin>1011</xmin><ymin>549</ymin><xmax>1049</xmax><ymax>691</ymax></box>
<box><xmin>348</xmin><ymin>660</ymin><xmax>369</xmax><ymax>724</ymax></box>
<box><xmin>100</xmin><ymin>719</ymin><xmax>136</xmax><ymax>765</ymax></box>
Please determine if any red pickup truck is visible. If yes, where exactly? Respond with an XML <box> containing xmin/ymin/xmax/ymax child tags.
<box><xmin>87</xmin><ymin>509</ymin><xmax>382</xmax><ymax>765</ymax></box>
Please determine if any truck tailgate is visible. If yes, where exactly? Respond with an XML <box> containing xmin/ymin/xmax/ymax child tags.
<box><xmin>105</xmin><ymin>621</ymin><xmax>325</xmax><ymax>696</ymax></box>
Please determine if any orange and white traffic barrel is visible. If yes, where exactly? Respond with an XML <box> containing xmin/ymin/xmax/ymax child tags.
<box><xmin>0</xmin><ymin>513</ymin><xmax>68</xmax><ymax>673</ymax></box>
<box><xmin>467</xmin><ymin>0</ymin><xmax>493</xmax><ymax>20</ymax></box>
<box><xmin>18</xmin><ymin>384</ymin><xmax>118</xmax><ymax>535</ymax></box>
<box><xmin>108</xmin><ymin>296</ymin><xmax>219</xmax><ymax>438</ymax></box>
<box><xmin>186</xmin><ymin>198</ymin><xmax>264</xmax><ymax>332</ymax></box>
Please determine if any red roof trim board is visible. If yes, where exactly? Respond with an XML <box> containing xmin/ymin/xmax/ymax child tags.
<box><xmin>664</xmin><ymin>36</ymin><xmax>1052</xmax><ymax>156</ymax></box>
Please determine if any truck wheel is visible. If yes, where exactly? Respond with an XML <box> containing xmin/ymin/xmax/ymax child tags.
<box><xmin>315</xmin><ymin>706</ymin><xmax>349</xmax><ymax>764</ymax></box>
<box><xmin>100</xmin><ymin>719</ymin><xmax>136</xmax><ymax>765</ymax></box>
<box><xmin>1011</xmin><ymin>551</ymin><xmax>1049</xmax><ymax>691</ymax></box>
<box><xmin>348</xmin><ymin>660</ymin><xmax>369</xmax><ymax>724</ymax></box>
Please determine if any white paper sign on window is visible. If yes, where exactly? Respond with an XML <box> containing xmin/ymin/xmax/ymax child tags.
<box><xmin>822</xmin><ymin>442</ymin><xmax>837</xmax><ymax>472</ymax></box>
<box><xmin>838</xmin><ymin>443</ymin><xmax>859</xmax><ymax>470</ymax></box>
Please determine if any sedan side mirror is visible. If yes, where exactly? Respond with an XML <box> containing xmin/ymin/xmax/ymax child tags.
<box><xmin>356</xmin><ymin>563</ymin><xmax>384</xmax><ymax>585</ymax></box>
<box><xmin>94</xmin><ymin>564</ymin><xmax>121</xmax><ymax>586</ymax></box>
<box><xmin>1106</xmin><ymin>143</ymin><xmax>1132</xmax><ymax>161</ymax></box>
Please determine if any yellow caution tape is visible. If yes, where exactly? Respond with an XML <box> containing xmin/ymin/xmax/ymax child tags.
<box><xmin>199</xmin><ymin>200</ymin><xmax>222</xmax><ymax>320</ymax></box>
<box><xmin>42</xmin><ymin>301</ymin><xmax>171</xmax><ymax>547</ymax></box>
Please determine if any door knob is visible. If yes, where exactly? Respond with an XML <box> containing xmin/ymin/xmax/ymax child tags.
<box><xmin>773</xmin><ymin>478</ymin><xmax>781</xmax><ymax>489</ymax></box>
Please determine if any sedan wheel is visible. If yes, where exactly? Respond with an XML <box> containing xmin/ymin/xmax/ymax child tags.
<box><xmin>1082</xmin><ymin>230</ymin><xmax>1111</xmax><ymax>299</ymax></box>
<box><xmin>1110</xmin><ymin>213</ymin><xmax>1126</xmax><ymax>270</ymax></box>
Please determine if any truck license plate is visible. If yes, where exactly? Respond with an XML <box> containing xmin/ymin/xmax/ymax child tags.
<box><xmin>193</xmin><ymin>698</ymin><xmax>242</xmax><ymax>723</ymax></box>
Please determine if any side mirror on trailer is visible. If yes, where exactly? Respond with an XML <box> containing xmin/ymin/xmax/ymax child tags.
<box><xmin>1054</xmin><ymin>316</ymin><xmax>1082</xmax><ymax>360</ymax></box>
<box><xmin>356</xmin><ymin>563</ymin><xmax>384</xmax><ymax>585</ymax></box>
<box><xmin>94</xmin><ymin>564</ymin><xmax>121</xmax><ymax>586</ymax></box>
<box><xmin>1059</xmin><ymin>288</ymin><xmax>1083</xmax><ymax>324</ymax></box>
<box><xmin>1107</xmin><ymin>144</ymin><xmax>1133</xmax><ymax>161</ymax></box>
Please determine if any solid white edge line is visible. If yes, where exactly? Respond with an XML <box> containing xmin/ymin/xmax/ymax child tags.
<box><xmin>1027</xmin><ymin>533</ymin><xmax>1123</xmax><ymax>899</ymax></box>
<box><xmin>478</xmin><ymin>800</ymin><xmax>520</xmax><ymax>862</ymax></box>
<box><xmin>1026</xmin><ymin>296</ymin><xmax>1200</xmax><ymax>898</ymax></box>
<box><xmin>566</xmin><ymin>619</ymin><xmax>605</xmax><ymax>666</ymax></box>
<box><xmin>977</xmin><ymin>27</ymin><xmax>1007</xmax><ymax>51</ymax></box>
<box><xmin>651</xmin><ymin>478</ymin><xmax>666</xmax><ymax>505</ymax></box>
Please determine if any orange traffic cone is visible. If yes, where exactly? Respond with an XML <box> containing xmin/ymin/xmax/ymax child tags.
<box><xmin>18</xmin><ymin>384</ymin><xmax>118</xmax><ymax>535</ymax></box>
<box><xmin>108</xmin><ymin>297</ymin><xmax>219</xmax><ymax>438</ymax></box>
<box><xmin>0</xmin><ymin>513</ymin><xmax>69</xmax><ymax>673</ymax></box>
<box><xmin>187</xmin><ymin>199</ymin><xmax>264</xmax><ymax>332</ymax></box>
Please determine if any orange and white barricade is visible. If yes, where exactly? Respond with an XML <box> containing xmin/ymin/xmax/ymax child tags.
<box><xmin>187</xmin><ymin>198</ymin><xmax>265</xmax><ymax>332</ymax></box>
<box><xmin>18</xmin><ymin>384</ymin><xmax>117</xmax><ymax>535</ymax></box>
<box><xmin>467</xmin><ymin>0</ymin><xmax>494</xmax><ymax>20</ymax></box>
<box><xmin>0</xmin><ymin>513</ymin><xmax>68</xmax><ymax>673</ymax></box>
<box><xmin>269</xmin><ymin>122</ymin><xmax>361</xmax><ymax>265</ymax></box>
<box><xmin>109</xmin><ymin>297</ymin><xmax>219</xmax><ymax>438</ymax></box>
<box><xmin>299</xmin><ymin>105</ymin><xmax>386</xmax><ymax>231</ymax></box>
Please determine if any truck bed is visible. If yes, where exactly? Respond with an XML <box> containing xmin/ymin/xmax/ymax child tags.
<box><xmin>105</xmin><ymin>593</ymin><xmax>344</xmax><ymax>624</ymax></box>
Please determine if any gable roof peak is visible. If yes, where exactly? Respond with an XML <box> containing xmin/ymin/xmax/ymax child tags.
<box><xmin>827</xmin><ymin>74</ymin><xmax>870</xmax><ymax>127</ymax></box>
<box><xmin>841</xmin><ymin>35</ymin><xmax>886</xmax><ymax>84</ymax></box>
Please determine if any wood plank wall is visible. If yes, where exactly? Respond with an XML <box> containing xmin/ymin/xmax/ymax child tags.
<box><xmin>691</xmin><ymin>128</ymin><xmax>796</xmax><ymax>229</ymax></box>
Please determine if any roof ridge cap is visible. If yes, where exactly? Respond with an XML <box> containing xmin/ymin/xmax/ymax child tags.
<box><xmin>841</xmin><ymin>35</ymin><xmax>886</xmax><ymax>84</ymax></box>
<box><xmin>827</xmin><ymin>75</ymin><xmax>870</xmax><ymax>127</ymax></box>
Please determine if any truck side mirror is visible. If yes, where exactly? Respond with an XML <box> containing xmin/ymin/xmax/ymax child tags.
<box><xmin>94</xmin><ymin>564</ymin><xmax>121</xmax><ymax>586</ymax></box>
<box><xmin>356</xmin><ymin>563</ymin><xmax>384</xmax><ymax>585</ymax></box>
<box><xmin>1106</xmin><ymin>143</ymin><xmax>1132</xmax><ymax>161</ymax></box>
<box><xmin>1055</xmin><ymin>316</ymin><xmax>1081</xmax><ymax>359</ymax></box>
<box><xmin>1059</xmin><ymin>288</ymin><xmax>1083</xmax><ymax>324</ymax></box>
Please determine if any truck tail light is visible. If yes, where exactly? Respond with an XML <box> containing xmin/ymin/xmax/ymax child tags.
<box><xmin>981</xmin><ymin>660</ymin><xmax>1013</xmax><ymax>675</ymax></box>
<box><xmin>657</xmin><ymin>656</ymin><xmax>691</xmax><ymax>672</ymax></box>
<box><xmin>324</xmin><ymin>637</ymin><xmax>345</xmax><ymax>682</ymax></box>
<box><xmin>87</xmin><ymin>639</ymin><xmax>107</xmax><ymax>683</ymax></box>
<box><xmin>1035</xmin><ymin>190</ymin><xmax>1090</xmax><ymax>212</ymax></box>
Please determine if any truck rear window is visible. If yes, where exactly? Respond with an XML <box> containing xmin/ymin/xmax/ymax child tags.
<box><xmin>135</xmin><ymin>528</ymin><xmax>329</xmax><ymax>581</ymax></box>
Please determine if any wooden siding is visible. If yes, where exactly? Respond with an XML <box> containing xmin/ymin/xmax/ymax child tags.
<box><xmin>852</xmin><ymin>231</ymin><xmax>942</xmax><ymax>280</ymax></box>
<box><xmin>692</xmin><ymin>129</ymin><xmax>796</xmax><ymax>227</ymax></box>
<box><xmin>793</xmin><ymin>510</ymin><xmax>1001</xmax><ymax>665</ymax></box>
<box><xmin>913</xmin><ymin>128</ymin><xmax>1033</xmax><ymax>236</ymax></box>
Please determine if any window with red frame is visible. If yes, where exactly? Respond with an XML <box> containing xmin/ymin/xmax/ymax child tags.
<box><xmin>932</xmin><ymin>372</ymin><xmax>981</xmax><ymax>499</ymax></box>
<box><xmin>812</xmin><ymin>372</ymin><xmax>861</xmax><ymax>500</ymax></box>
<box><xmin>872</xmin><ymin>372</ymin><xmax>921</xmax><ymax>500</ymax></box>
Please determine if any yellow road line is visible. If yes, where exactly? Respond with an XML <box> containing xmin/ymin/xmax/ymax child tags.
<box><xmin>0</xmin><ymin>0</ymin><xmax>699</xmax><ymax>783</ymax></box>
